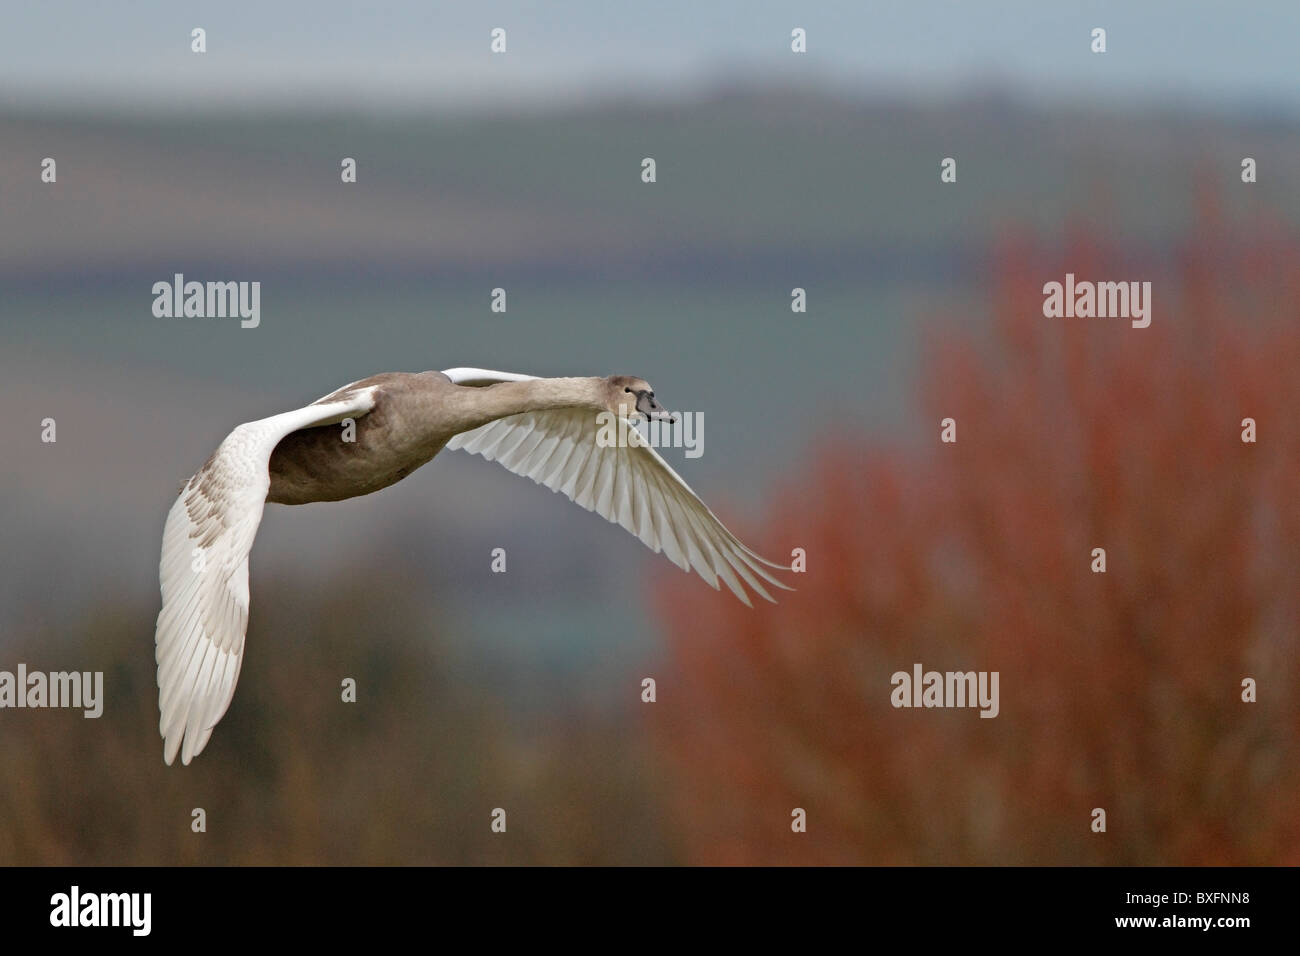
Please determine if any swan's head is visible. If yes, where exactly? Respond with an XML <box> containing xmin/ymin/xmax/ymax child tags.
<box><xmin>605</xmin><ymin>375</ymin><xmax>678</xmax><ymax>423</ymax></box>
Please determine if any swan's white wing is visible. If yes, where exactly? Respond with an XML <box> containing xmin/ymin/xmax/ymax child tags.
<box><xmin>155</xmin><ymin>385</ymin><xmax>378</xmax><ymax>765</ymax></box>
<box><xmin>441</xmin><ymin>367</ymin><xmax>539</xmax><ymax>386</ymax></box>
<box><xmin>446</xmin><ymin>408</ymin><xmax>791</xmax><ymax>606</ymax></box>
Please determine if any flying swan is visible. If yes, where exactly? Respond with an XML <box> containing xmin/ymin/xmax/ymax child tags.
<box><xmin>155</xmin><ymin>368</ymin><xmax>791</xmax><ymax>764</ymax></box>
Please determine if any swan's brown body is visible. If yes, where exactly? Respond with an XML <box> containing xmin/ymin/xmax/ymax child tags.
<box><xmin>266</xmin><ymin>371</ymin><xmax>452</xmax><ymax>505</ymax></box>
<box><xmin>265</xmin><ymin>371</ymin><xmax>630</xmax><ymax>505</ymax></box>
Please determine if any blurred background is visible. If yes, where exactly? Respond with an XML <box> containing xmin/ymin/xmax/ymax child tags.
<box><xmin>1</xmin><ymin>1</ymin><xmax>1297</xmax><ymax>864</ymax></box>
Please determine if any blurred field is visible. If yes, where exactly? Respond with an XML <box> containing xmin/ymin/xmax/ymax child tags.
<box><xmin>0</xmin><ymin>566</ymin><xmax>675</xmax><ymax>865</ymax></box>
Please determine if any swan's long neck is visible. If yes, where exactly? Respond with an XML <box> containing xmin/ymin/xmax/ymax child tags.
<box><xmin>445</xmin><ymin>376</ymin><xmax>606</xmax><ymax>433</ymax></box>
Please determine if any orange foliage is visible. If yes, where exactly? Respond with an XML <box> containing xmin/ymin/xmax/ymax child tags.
<box><xmin>654</xmin><ymin>205</ymin><xmax>1300</xmax><ymax>865</ymax></box>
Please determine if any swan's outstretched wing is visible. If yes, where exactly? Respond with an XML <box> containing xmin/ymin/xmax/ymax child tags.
<box><xmin>155</xmin><ymin>385</ymin><xmax>378</xmax><ymax>765</ymax></box>
<box><xmin>441</xmin><ymin>367</ymin><xmax>539</xmax><ymax>386</ymax></box>
<box><xmin>445</xmin><ymin>406</ymin><xmax>792</xmax><ymax>606</ymax></box>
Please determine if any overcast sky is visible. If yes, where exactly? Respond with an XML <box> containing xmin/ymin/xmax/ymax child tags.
<box><xmin>3</xmin><ymin>0</ymin><xmax>1298</xmax><ymax>114</ymax></box>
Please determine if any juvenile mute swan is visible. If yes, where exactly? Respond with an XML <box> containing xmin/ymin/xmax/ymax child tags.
<box><xmin>155</xmin><ymin>367</ymin><xmax>790</xmax><ymax>764</ymax></box>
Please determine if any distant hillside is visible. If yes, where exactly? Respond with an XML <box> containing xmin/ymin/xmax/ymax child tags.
<box><xmin>4</xmin><ymin>91</ymin><xmax>1299</xmax><ymax>279</ymax></box>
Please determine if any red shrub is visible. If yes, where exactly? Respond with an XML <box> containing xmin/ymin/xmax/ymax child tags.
<box><xmin>654</xmin><ymin>209</ymin><xmax>1300</xmax><ymax>864</ymax></box>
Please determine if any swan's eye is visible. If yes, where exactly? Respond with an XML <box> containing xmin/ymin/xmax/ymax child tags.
<box><xmin>648</xmin><ymin>392</ymin><xmax>654</xmax><ymax>399</ymax></box>
<box><xmin>624</xmin><ymin>387</ymin><xmax>631</xmax><ymax>393</ymax></box>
